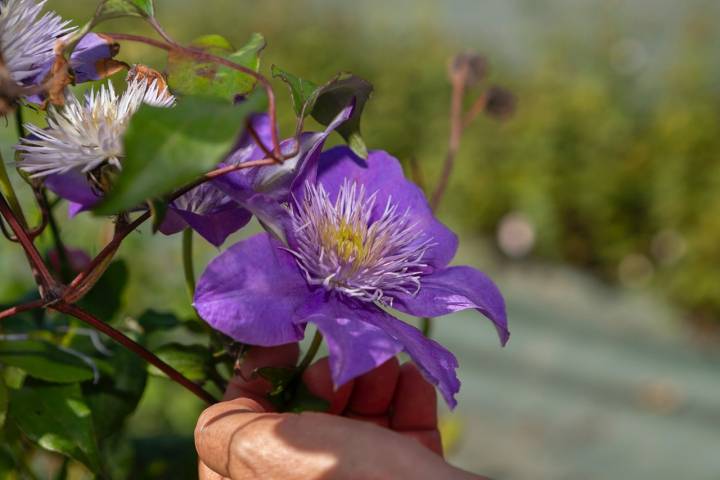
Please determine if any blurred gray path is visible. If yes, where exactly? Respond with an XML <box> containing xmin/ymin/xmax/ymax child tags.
<box><xmin>436</xmin><ymin>265</ymin><xmax>720</xmax><ymax>480</ymax></box>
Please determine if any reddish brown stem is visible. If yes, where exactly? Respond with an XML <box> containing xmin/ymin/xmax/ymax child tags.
<box><xmin>53</xmin><ymin>302</ymin><xmax>216</xmax><ymax>404</ymax></box>
<box><xmin>463</xmin><ymin>92</ymin><xmax>488</xmax><ymax>129</ymax></box>
<box><xmin>172</xmin><ymin>157</ymin><xmax>276</xmax><ymax>199</ymax></box>
<box><xmin>0</xmin><ymin>298</ymin><xmax>45</xmax><ymax>321</ymax></box>
<box><xmin>65</xmin><ymin>158</ymin><xmax>275</xmax><ymax>300</ymax></box>
<box><xmin>65</xmin><ymin>211</ymin><xmax>151</xmax><ymax>299</ymax></box>
<box><xmin>0</xmin><ymin>191</ymin><xmax>58</xmax><ymax>293</ymax></box>
<box><xmin>105</xmin><ymin>32</ymin><xmax>283</xmax><ymax>161</ymax></box>
<box><xmin>247</xmin><ymin>120</ymin><xmax>275</xmax><ymax>160</ymax></box>
<box><xmin>430</xmin><ymin>66</ymin><xmax>468</xmax><ymax>211</ymax></box>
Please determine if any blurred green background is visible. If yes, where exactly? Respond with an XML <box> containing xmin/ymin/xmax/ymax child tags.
<box><xmin>2</xmin><ymin>0</ymin><xmax>720</xmax><ymax>478</ymax></box>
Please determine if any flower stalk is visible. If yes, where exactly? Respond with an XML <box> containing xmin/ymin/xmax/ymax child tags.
<box><xmin>297</xmin><ymin>330</ymin><xmax>323</xmax><ymax>374</ymax></box>
<box><xmin>182</xmin><ymin>228</ymin><xmax>196</xmax><ymax>299</ymax></box>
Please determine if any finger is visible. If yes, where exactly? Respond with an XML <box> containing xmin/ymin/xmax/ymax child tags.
<box><xmin>346</xmin><ymin>412</ymin><xmax>390</xmax><ymax>428</ymax></box>
<box><xmin>400</xmin><ymin>430</ymin><xmax>444</xmax><ymax>456</ymax></box>
<box><xmin>302</xmin><ymin>357</ymin><xmax>354</xmax><ymax>414</ymax></box>
<box><xmin>195</xmin><ymin>397</ymin><xmax>280</xmax><ymax>478</ymax></box>
<box><xmin>198</xmin><ymin>460</ymin><xmax>230</xmax><ymax>480</ymax></box>
<box><xmin>198</xmin><ymin>404</ymin><xmax>461</xmax><ymax>480</ymax></box>
<box><xmin>391</xmin><ymin>362</ymin><xmax>438</xmax><ymax>431</ymax></box>
<box><xmin>224</xmin><ymin>344</ymin><xmax>300</xmax><ymax>408</ymax></box>
<box><xmin>347</xmin><ymin>357</ymin><xmax>400</xmax><ymax>415</ymax></box>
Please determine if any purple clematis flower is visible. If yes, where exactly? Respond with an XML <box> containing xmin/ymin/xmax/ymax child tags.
<box><xmin>193</xmin><ymin>147</ymin><xmax>509</xmax><ymax>407</ymax></box>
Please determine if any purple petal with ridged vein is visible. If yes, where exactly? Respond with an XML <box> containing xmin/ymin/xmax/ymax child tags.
<box><xmin>310</xmin><ymin>147</ymin><xmax>458</xmax><ymax>271</ymax></box>
<box><xmin>393</xmin><ymin>266</ymin><xmax>509</xmax><ymax>346</ymax></box>
<box><xmin>295</xmin><ymin>294</ymin><xmax>403</xmax><ymax>388</ymax></box>
<box><xmin>361</xmin><ymin>310</ymin><xmax>461</xmax><ymax>408</ymax></box>
<box><xmin>193</xmin><ymin>233</ymin><xmax>309</xmax><ymax>345</ymax></box>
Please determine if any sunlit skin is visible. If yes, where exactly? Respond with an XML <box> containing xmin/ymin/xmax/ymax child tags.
<box><xmin>195</xmin><ymin>345</ymin><xmax>489</xmax><ymax>480</ymax></box>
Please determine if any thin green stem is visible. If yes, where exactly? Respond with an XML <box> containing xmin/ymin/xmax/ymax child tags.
<box><xmin>297</xmin><ymin>330</ymin><xmax>323</xmax><ymax>373</ymax></box>
<box><xmin>0</xmin><ymin>151</ymin><xmax>27</xmax><ymax>228</ymax></box>
<box><xmin>421</xmin><ymin>317</ymin><xmax>433</xmax><ymax>337</ymax></box>
<box><xmin>42</xmin><ymin>190</ymin><xmax>71</xmax><ymax>281</ymax></box>
<box><xmin>182</xmin><ymin>228</ymin><xmax>196</xmax><ymax>299</ymax></box>
<box><xmin>14</xmin><ymin>105</ymin><xmax>26</xmax><ymax>138</ymax></box>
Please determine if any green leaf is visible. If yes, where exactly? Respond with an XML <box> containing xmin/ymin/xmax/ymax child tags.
<box><xmin>167</xmin><ymin>33</ymin><xmax>265</xmax><ymax>101</ymax></box>
<box><xmin>3</xmin><ymin>366</ymin><xmax>26</xmax><ymax>389</ymax></box>
<box><xmin>82</xmin><ymin>345</ymin><xmax>147</xmax><ymax>439</ymax></box>
<box><xmin>256</xmin><ymin>367</ymin><xmax>329</xmax><ymax>412</ymax></box>
<box><xmin>271</xmin><ymin>68</ymin><xmax>373</xmax><ymax>158</ymax></box>
<box><xmin>9</xmin><ymin>383</ymin><xmax>101</xmax><ymax>471</ymax></box>
<box><xmin>271</xmin><ymin>65</ymin><xmax>319</xmax><ymax>116</ymax></box>
<box><xmin>149</xmin><ymin>343</ymin><xmax>212</xmax><ymax>382</ymax></box>
<box><xmin>148</xmin><ymin>198</ymin><xmax>169</xmax><ymax>234</ymax></box>
<box><xmin>77</xmin><ymin>260</ymin><xmax>128</xmax><ymax>320</ymax></box>
<box><xmin>287</xmin><ymin>383</ymin><xmax>329</xmax><ymax>413</ymax></box>
<box><xmin>256</xmin><ymin>367</ymin><xmax>295</xmax><ymax>396</ymax></box>
<box><xmin>137</xmin><ymin>310</ymin><xmax>181</xmax><ymax>334</ymax></box>
<box><xmin>95</xmin><ymin>92</ymin><xmax>267</xmax><ymax>215</ymax></box>
<box><xmin>96</xmin><ymin>0</ymin><xmax>154</xmax><ymax>19</ymax></box>
<box><xmin>0</xmin><ymin>341</ymin><xmax>95</xmax><ymax>383</ymax></box>
<box><xmin>0</xmin><ymin>380</ymin><xmax>7</xmax><ymax>429</ymax></box>
<box><xmin>311</xmin><ymin>74</ymin><xmax>373</xmax><ymax>159</ymax></box>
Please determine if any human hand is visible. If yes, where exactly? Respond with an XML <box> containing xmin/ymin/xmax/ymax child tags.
<box><xmin>195</xmin><ymin>344</ymin><xmax>487</xmax><ymax>480</ymax></box>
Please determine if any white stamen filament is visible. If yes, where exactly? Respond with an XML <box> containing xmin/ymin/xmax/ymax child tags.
<box><xmin>289</xmin><ymin>180</ymin><xmax>434</xmax><ymax>304</ymax></box>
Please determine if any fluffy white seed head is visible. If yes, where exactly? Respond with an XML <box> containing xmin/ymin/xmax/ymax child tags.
<box><xmin>16</xmin><ymin>78</ymin><xmax>175</xmax><ymax>178</ymax></box>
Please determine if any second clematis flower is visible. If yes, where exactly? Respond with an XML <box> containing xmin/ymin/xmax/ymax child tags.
<box><xmin>193</xmin><ymin>147</ymin><xmax>509</xmax><ymax>407</ymax></box>
<box><xmin>1</xmin><ymin>0</ymin><xmax>122</xmax><ymax>99</ymax></box>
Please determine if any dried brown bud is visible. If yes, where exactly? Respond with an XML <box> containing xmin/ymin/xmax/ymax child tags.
<box><xmin>485</xmin><ymin>86</ymin><xmax>516</xmax><ymax>120</ymax></box>
<box><xmin>127</xmin><ymin>64</ymin><xmax>169</xmax><ymax>91</ymax></box>
<box><xmin>449</xmin><ymin>52</ymin><xmax>488</xmax><ymax>86</ymax></box>
<box><xmin>126</xmin><ymin>64</ymin><xmax>174</xmax><ymax>105</ymax></box>
<box><xmin>43</xmin><ymin>54</ymin><xmax>74</xmax><ymax>107</ymax></box>
<box><xmin>0</xmin><ymin>52</ymin><xmax>19</xmax><ymax>116</ymax></box>
<box><xmin>95</xmin><ymin>59</ymin><xmax>130</xmax><ymax>80</ymax></box>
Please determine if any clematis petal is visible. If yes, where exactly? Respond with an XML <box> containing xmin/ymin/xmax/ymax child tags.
<box><xmin>214</xmin><ymin>104</ymin><xmax>353</xmax><ymax>242</ymax></box>
<box><xmin>361</xmin><ymin>311</ymin><xmax>461</xmax><ymax>408</ymax></box>
<box><xmin>193</xmin><ymin>233</ymin><xmax>310</xmax><ymax>345</ymax></box>
<box><xmin>393</xmin><ymin>266</ymin><xmax>509</xmax><ymax>346</ymax></box>
<box><xmin>312</xmin><ymin>147</ymin><xmax>458</xmax><ymax>270</ymax></box>
<box><xmin>174</xmin><ymin>206</ymin><xmax>252</xmax><ymax>248</ymax></box>
<box><xmin>43</xmin><ymin>171</ymin><xmax>100</xmax><ymax>217</ymax></box>
<box><xmin>296</xmin><ymin>294</ymin><xmax>403</xmax><ymax>388</ymax></box>
<box><xmin>216</xmin><ymin>113</ymin><xmax>275</xmax><ymax>193</ymax></box>
<box><xmin>156</xmin><ymin>209</ymin><xmax>187</xmax><ymax>236</ymax></box>
<box><xmin>70</xmin><ymin>33</ymin><xmax>121</xmax><ymax>83</ymax></box>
